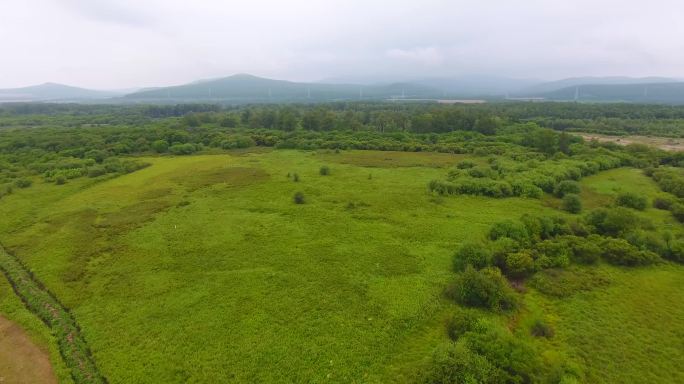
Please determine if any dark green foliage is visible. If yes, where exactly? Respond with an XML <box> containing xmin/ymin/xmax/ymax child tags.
<box><xmin>55</xmin><ymin>175</ymin><xmax>66</xmax><ymax>185</ymax></box>
<box><xmin>624</xmin><ymin>230</ymin><xmax>669</xmax><ymax>256</ymax></box>
<box><xmin>463</xmin><ymin>322</ymin><xmax>549</xmax><ymax>383</ymax></box>
<box><xmin>670</xmin><ymin>203</ymin><xmax>684</xmax><ymax>223</ymax></box>
<box><xmin>446</xmin><ymin>311</ymin><xmax>479</xmax><ymax>341</ymax></box>
<box><xmin>600</xmin><ymin>238</ymin><xmax>660</xmax><ymax>266</ymax></box>
<box><xmin>14</xmin><ymin>178</ymin><xmax>32</xmax><ymax>188</ymax></box>
<box><xmin>422</xmin><ymin>342</ymin><xmax>500</xmax><ymax>384</ymax></box>
<box><xmin>453</xmin><ymin>242</ymin><xmax>493</xmax><ymax>271</ymax></box>
<box><xmin>567</xmin><ymin>235</ymin><xmax>602</xmax><ymax>264</ymax></box>
<box><xmin>293</xmin><ymin>173</ymin><xmax>300</xmax><ymax>182</ymax></box>
<box><xmin>446</xmin><ymin>266</ymin><xmax>517</xmax><ymax>311</ymax></box>
<box><xmin>456</xmin><ymin>160</ymin><xmax>475</xmax><ymax>169</ymax></box>
<box><xmin>319</xmin><ymin>165</ymin><xmax>330</xmax><ymax>175</ymax></box>
<box><xmin>533</xmin><ymin>240</ymin><xmax>572</xmax><ymax>270</ymax></box>
<box><xmin>666</xmin><ymin>239</ymin><xmax>684</xmax><ymax>263</ymax></box>
<box><xmin>562</xmin><ymin>193</ymin><xmax>582</xmax><ymax>213</ymax></box>
<box><xmin>488</xmin><ymin>220</ymin><xmax>531</xmax><ymax>245</ymax></box>
<box><xmin>151</xmin><ymin>139</ymin><xmax>169</xmax><ymax>153</ymax></box>
<box><xmin>652</xmin><ymin>196</ymin><xmax>674</xmax><ymax>210</ymax></box>
<box><xmin>169</xmin><ymin>143</ymin><xmax>198</xmax><ymax>155</ymax></box>
<box><xmin>293</xmin><ymin>191</ymin><xmax>305</xmax><ymax>204</ymax></box>
<box><xmin>530</xmin><ymin>319</ymin><xmax>555</xmax><ymax>338</ymax></box>
<box><xmin>615</xmin><ymin>192</ymin><xmax>648</xmax><ymax>210</ymax></box>
<box><xmin>585</xmin><ymin>207</ymin><xmax>641</xmax><ymax>237</ymax></box>
<box><xmin>554</xmin><ymin>180</ymin><xmax>581</xmax><ymax>197</ymax></box>
<box><xmin>503</xmin><ymin>251</ymin><xmax>535</xmax><ymax>278</ymax></box>
<box><xmin>649</xmin><ymin>168</ymin><xmax>684</xmax><ymax>198</ymax></box>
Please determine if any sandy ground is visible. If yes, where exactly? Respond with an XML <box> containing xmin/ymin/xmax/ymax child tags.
<box><xmin>0</xmin><ymin>316</ymin><xmax>57</xmax><ymax>384</ymax></box>
<box><xmin>577</xmin><ymin>133</ymin><xmax>684</xmax><ymax>152</ymax></box>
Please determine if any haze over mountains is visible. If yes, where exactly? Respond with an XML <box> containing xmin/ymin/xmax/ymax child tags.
<box><xmin>2</xmin><ymin>74</ymin><xmax>684</xmax><ymax>104</ymax></box>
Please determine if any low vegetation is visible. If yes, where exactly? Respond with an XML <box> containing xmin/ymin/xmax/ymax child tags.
<box><xmin>0</xmin><ymin>103</ymin><xmax>682</xmax><ymax>383</ymax></box>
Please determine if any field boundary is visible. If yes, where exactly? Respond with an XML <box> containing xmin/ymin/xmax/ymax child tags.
<box><xmin>0</xmin><ymin>242</ymin><xmax>106</xmax><ymax>384</ymax></box>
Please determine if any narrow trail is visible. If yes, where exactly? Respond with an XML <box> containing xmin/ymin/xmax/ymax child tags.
<box><xmin>0</xmin><ymin>315</ymin><xmax>57</xmax><ymax>384</ymax></box>
<box><xmin>0</xmin><ymin>243</ymin><xmax>106</xmax><ymax>384</ymax></box>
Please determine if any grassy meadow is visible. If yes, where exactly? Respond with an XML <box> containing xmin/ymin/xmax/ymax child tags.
<box><xmin>0</xmin><ymin>149</ymin><xmax>682</xmax><ymax>383</ymax></box>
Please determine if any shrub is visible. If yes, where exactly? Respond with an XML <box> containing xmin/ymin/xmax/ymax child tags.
<box><xmin>504</xmin><ymin>251</ymin><xmax>535</xmax><ymax>278</ymax></box>
<box><xmin>652</xmin><ymin>196</ymin><xmax>675</xmax><ymax>210</ymax></box>
<box><xmin>601</xmin><ymin>238</ymin><xmax>660</xmax><ymax>266</ymax></box>
<box><xmin>87</xmin><ymin>166</ymin><xmax>107</xmax><ymax>178</ymax></box>
<box><xmin>533</xmin><ymin>240</ymin><xmax>571</xmax><ymax>269</ymax></box>
<box><xmin>319</xmin><ymin>165</ymin><xmax>330</xmax><ymax>175</ymax></box>
<box><xmin>14</xmin><ymin>178</ymin><xmax>32</xmax><ymax>188</ymax></box>
<box><xmin>568</xmin><ymin>235</ymin><xmax>602</xmax><ymax>264</ymax></box>
<box><xmin>666</xmin><ymin>239</ymin><xmax>684</xmax><ymax>263</ymax></box>
<box><xmin>585</xmin><ymin>207</ymin><xmax>640</xmax><ymax>236</ymax></box>
<box><xmin>670</xmin><ymin>203</ymin><xmax>684</xmax><ymax>223</ymax></box>
<box><xmin>169</xmin><ymin>143</ymin><xmax>197</xmax><ymax>155</ymax></box>
<box><xmin>456</xmin><ymin>160</ymin><xmax>476</xmax><ymax>169</ymax></box>
<box><xmin>446</xmin><ymin>266</ymin><xmax>517</xmax><ymax>311</ymax></box>
<box><xmin>489</xmin><ymin>237</ymin><xmax>520</xmax><ymax>269</ymax></box>
<box><xmin>293</xmin><ymin>173</ymin><xmax>300</xmax><ymax>182</ymax></box>
<box><xmin>489</xmin><ymin>220</ymin><xmax>531</xmax><ymax>245</ymax></box>
<box><xmin>530</xmin><ymin>319</ymin><xmax>554</xmax><ymax>338</ymax></box>
<box><xmin>453</xmin><ymin>242</ymin><xmax>493</xmax><ymax>271</ymax></box>
<box><xmin>151</xmin><ymin>139</ymin><xmax>169</xmax><ymax>153</ymax></box>
<box><xmin>293</xmin><ymin>191</ymin><xmax>305</xmax><ymax>204</ymax></box>
<box><xmin>561</xmin><ymin>194</ymin><xmax>582</xmax><ymax>214</ymax></box>
<box><xmin>615</xmin><ymin>192</ymin><xmax>648</xmax><ymax>210</ymax></box>
<box><xmin>422</xmin><ymin>342</ymin><xmax>500</xmax><ymax>384</ymax></box>
<box><xmin>55</xmin><ymin>175</ymin><xmax>66</xmax><ymax>185</ymax></box>
<box><xmin>554</xmin><ymin>180</ymin><xmax>581</xmax><ymax>197</ymax></box>
<box><xmin>446</xmin><ymin>311</ymin><xmax>479</xmax><ymax>341</ymax></box>
<box><xmin>624</xmin><ymin>230</ymin><xmax>669</xmax><ymax>256</ymax></box>
<box><xmin>464</xmin><ymin>322</ymin><xmax>548</xmax><ymax>383</ymax></box>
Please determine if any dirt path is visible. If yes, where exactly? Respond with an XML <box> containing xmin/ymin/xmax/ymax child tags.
<box><xmin>0</xmin><ymin>315</ymin><xmax>57</xmax><ymax>384</ymax></box>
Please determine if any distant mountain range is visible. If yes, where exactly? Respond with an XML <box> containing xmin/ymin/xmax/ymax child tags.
<box><xmin>0</xmin><ymin>83</ymin><xmax>122</xmax><ymax>102</ymax></box>
<box><xmin>537</xmin><ymin>82</ymin><xmax>684</xmax><ymax>104</ymax></box>
<box><xmin>124</xmin><ymin>74</ymin><xmax>441</xmax><ymax>102</ymax></box>
<box><xmin>518</xmin><ymin>76</ymin><xmax>678</xmax><ymax>95</ymax></box>
<box><xmin>2</xmin><ymin>74</ymin><xmax>684</xmax><ymax>104</ymax></box>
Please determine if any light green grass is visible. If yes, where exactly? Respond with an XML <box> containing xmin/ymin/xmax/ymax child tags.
<box><xmin>581</xmin><ymin>167</ymin><xmax>678</xmax><ymax>227</ymax></box>
<box><xmin>1</xmin><ymin>153</ymin><xmax>682</xmax><ymax>383</ymax></box>
<box><xmin>525</xmin><ymin>264</ymin><xmax>684</xmax><ymax>383</ymax></box>
<box><xmin>0</xmin><ymin>150</ymin><xmax>549</xmax><ymax>383</ymax></box>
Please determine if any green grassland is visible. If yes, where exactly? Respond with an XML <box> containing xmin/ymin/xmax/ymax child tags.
<box><xmin>0</xmin><ymin>149</ymin><xmax>682</xmax><ymax>383</ymax></box>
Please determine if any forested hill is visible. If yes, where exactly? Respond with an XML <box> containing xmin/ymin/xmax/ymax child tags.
<box><xmin>538</xmin><ymin>82</ymin><xmax>684</xmax><ymax>104</ymax></box>
<box><xmin>0</xmin><ymin>83</ymin><xmax>119</xmax><ymax>102</ymax></box>
<box><xmin>124</xmin><ymin>74</ymin><xmax>442</xmax><ymax>102</ymax></box>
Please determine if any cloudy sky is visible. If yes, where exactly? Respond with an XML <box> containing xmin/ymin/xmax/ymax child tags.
<box><xmin>1</xmin><ymin>0</ymin><xmax>683</xmax><ymax>89</ymax></box>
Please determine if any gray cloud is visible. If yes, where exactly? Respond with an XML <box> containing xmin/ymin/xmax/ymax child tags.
<box><xmin>0</xmin><ymin>0</ymin><xmax>683</xmax><ymax>89</ymax></box>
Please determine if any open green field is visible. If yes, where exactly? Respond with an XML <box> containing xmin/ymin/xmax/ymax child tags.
<box><xmin>0</xmin><ymin>149</ymin><xmax>683</xmax><ymax>383</ymax></box>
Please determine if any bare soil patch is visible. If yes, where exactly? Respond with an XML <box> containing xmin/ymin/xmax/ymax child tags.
<box><xmin>576</xmin><ymin>133</ymin><xmax>684</xmax><ymax>152</ymax></box>
<box><xmin>0</xmin><ymin>315</ymin><xmax>57</xmax><ymax>384</ymax></box>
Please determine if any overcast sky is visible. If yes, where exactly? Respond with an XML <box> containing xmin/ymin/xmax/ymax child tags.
<box><xmin>1</xmin><ymin>0</ymin><xmax>683</xmax><ymax>89</ymax></box>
